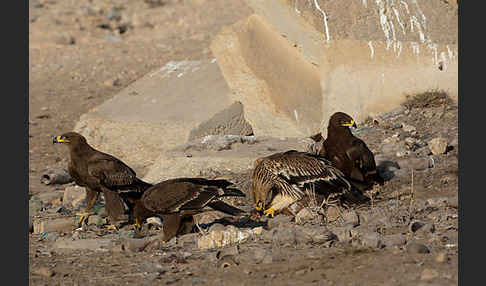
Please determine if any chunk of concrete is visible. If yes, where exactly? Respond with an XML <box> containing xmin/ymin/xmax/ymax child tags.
<box><xmin>197</xmin><ymin>225</ymin><xmax>261</xmax><ymax>250</ymax></box>
<box><xmin>33</xmin><ymin>217</ymin><xmax>76</xmax><ymax>234</ymax></box>
<box><xmin>211</xmin><ymin>0</ymin><xmax>457</xmax><ymax>137</ymax></box>
<box><xmin>73</xmin><ymin>59</ymin><xmax>252</xmax><ymax>171</ymax></box>
<box><xmin>53</xmin><ymin>237</ymin><xmax>114</xmax><ymax>252</ymax></box>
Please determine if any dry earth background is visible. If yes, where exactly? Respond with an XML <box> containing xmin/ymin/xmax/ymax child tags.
<box><xmin>29</xmin><ymin>0</ymin><xmax>458</xmax><ymax>285</ymax></box>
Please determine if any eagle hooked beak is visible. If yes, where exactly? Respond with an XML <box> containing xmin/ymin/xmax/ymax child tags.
<box><xmin>255</xmin><ymin>201</ymin><xmax>264</xmax><ymax>212</ymax></box>
<box><xmin>53</xmin><ymin>136</ymin><xmax>70</xmax><ymax>144</ymax></box>
<box><xmin>342</xmin><ymin>120</ymin><xmax>357</xmax><ymax>128</ymax></box>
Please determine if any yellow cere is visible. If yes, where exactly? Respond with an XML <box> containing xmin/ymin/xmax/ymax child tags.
<box><xmin>342</xmin><ymin>120</ymin><xmax>355</xmax><ymax>127</ymax></box>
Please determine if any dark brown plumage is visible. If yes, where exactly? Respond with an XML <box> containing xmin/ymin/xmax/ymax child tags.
<box><xmin>133</xmin><ymin>177</ymin><xmax>246</xmax><ymax>242</ymax></box>
<box><xmin>309</xmin><ymin>112</ymin><xmax>384</xmax><ymax>190</ymax></box>
<box><xmin>251</xmin><ymin>150</ymin><xmax>365</xmax><ymax>218</ymax></box>
<box><xmin>53</xmin><ymin>132</ymin><xmax>152</xmax><ymax>228</ymax></box>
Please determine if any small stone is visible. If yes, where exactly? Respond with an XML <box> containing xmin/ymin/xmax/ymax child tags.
<box><xmin>421</xmin><ymin>268</ymin><xmax>439</xmax><ymax>280</ymax></box>
<box><xmin>402</xmin><ymin>123</ymin><xmax>416</xmax><ymax>133</ymax></box>
<box><xmin>103</xmin><ymin>78</ymin><xmax>121</xmax><ymax>87</ymax></box>
<box><xmin>406</xmin><ymin>242</ymin><xmax>430</xmax><ymax>254</ymax></box>
<box><xmin>55</xmin><ymin>34</ymin><xmax>76</xmax><ymax>45</ymax></box>
<box><xmin>426</xmin><ymin>197</ymin><xmax>457</xmax><ymax>208</ymax></box>
<box><xmin>197</xmin><ymin>226</ymin><xmax>254</xmax><ymax>250</ymax></box>
<box><xmin>435</xmin><ymin>252</ymin><xmax>448</xmax><ymax>263</ymax></box>
<box><xmin>217</xmin><ymin>255</ymin><xmax>239</xmax><ymax>268</ymax></box>
<box><xmin>252</xmin><ymin>226</ymin><xmax>263</xmax><ymax>235</ymax></box>
<box><xmin>325</xmin><ymin>206</ymin><xmax>341</xmax><ymax>223</ymax></box>
<box><xmin>296</xmin><ymin>225</ymin><xmax>336</xmax><ymax>245</ymax></box>
<box><xmin>146</xmin><ymin>216</ymin><xmax>163</xmax><ymax>227</ymax></box>
<box><xmin>342</xmin><ymin>210</ymin><xmax>359</xmax><ymax>227</ymax></box>
<box><xmin>295</xmin><ymin>207</ymin><xmax>315</xmax><ymax>224</ymax></box>
<box><xmin>33</xmin><ymin>267</ymin><xmax>55</xmax><ymax>277</ymax></box>
<box><xmin>428</xmin><ymin>137</ymin><xmax>448</xmax><ymax>155</ymax></box>
<box><xmin>208</xmin><ymin>223</ymin><xmax>225</xmax><ymax>232</ymax></box>
<box><xmin>122</xmin><ymin>238</ymin><xmax>150</xmax><ymax>252</ymax></box>
<box><xmin>409</xmin><ymin>220</ymin><xmax>425</xmax><ymax>233</ymax></box>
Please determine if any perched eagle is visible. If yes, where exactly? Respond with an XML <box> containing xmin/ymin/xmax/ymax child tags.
<box><xmin>251</xmin><ymin>150</ymin><xmax>367</xmax><ymax>218</ymax></box>
<box><xmin>53</xmin><ymin>132</ymin><xmax>152</xmax><ymax>229</ymax></box>
<box><xmin>309</xmin><ymin>112</ymin><xmax>384</xmax><ymax>190</ymax></box>
<box><xmin>132</xmin><ymin>177</ymin><xmax>246</xmax><ymax>242</ymax></box>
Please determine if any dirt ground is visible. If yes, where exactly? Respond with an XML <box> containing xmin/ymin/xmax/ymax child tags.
<box><xmin>29</xmin><ymin>1</ymin><xmax>458</xmax><ymax>285</ymax></box>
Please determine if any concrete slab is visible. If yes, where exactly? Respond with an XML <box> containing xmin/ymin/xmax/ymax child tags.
<box><xmin>211</xmin><ymin>0</ymin><xmax>458</xmax><ymax>137</ymax></box>
<box><xmin>74</xmin><ymin>59</ymin><xmax>251</xmax><ymax>172</ymax></box>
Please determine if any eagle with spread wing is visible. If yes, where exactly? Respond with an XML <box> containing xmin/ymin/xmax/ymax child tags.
<box><xmin>252</xmin><ymin>150</ymin><xmax>367</xmax><ymax>218</ymax></box>
<box><xmin>133</xmin><ymin>177</ymin><xmax>246</xmax><ymax>242</ymax></box>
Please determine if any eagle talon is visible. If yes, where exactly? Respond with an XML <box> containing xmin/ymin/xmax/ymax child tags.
<box><xmin>263</xmin><ymin>207</ymin><xmax>275</xmax><ymax>218</ymax></box>
<box><xmin>104</xmin><ymin>224</ymin><xmax>119</xmax><ymax>231</ymax></box>
<box><xmin>133</xmin><ymin>219</ymin><xmax>142</xmax><ymax>231</ymax></box>
<box><xmin>75</xmin><ymin>212</ymin><xmax>92</xmax><ymax>225</ymax></box>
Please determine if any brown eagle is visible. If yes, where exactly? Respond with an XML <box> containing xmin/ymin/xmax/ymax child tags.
<box><xmin>251</xmin><ymin>150</ymin><xmax>367</xmax><ymax>218</ymax></box>
<box><xmin>53</xmin><ymin>132</ymin><xmax>152</xmax><ymax>229</ymax></box>
<box><xmin>132</xmin><ymin>177</ymin><xmax>246</xmax><ymax>242</ymax></box>
<box><xmin>309</xmin><ymin>112</ymin><xmax>384</xmax><ymax>190</ymax></box>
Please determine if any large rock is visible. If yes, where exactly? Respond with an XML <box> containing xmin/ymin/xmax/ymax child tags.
<box><xmin>74</xmin><ymin>59</ymin><xmax>253</xmax><ymax>171</ymax></box>
<box><xmin>211</xmin><ymin>0</ymin><xmax>458</xmax><ymax>137</ymax></box>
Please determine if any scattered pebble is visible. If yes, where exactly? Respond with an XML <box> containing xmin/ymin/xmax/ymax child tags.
<box><xmin>435</xmin><ymin>252</ymin><xmax>448</xmax><ymax>263</ymax></box>
<box><xmin>33</xmin><ymin>267</ymin><xmax>55</xmax><ymax>277</ymax></box>
<box><xmin>402</xmin><ymin>123</ymin><xmax>417</xmax><ymax>133</ymax></box>
<box><xmin>428</xmin><ymin>137</ymin><xmax>448</xmax><ymax>155</ymax></box>
<box><xmin>406</xmin><ymin>242</ymin><xmax>430</xmax><ymax>254</ymax></box>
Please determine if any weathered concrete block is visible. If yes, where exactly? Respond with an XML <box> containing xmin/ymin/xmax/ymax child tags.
<box><xmin>33</xmin><ymin>217</ymin><xmax>76</xmax><ymax>234</ymax></box>
<box><xmin>53</xmin><ymin>237</ymin><xmax>114</xmax><ymax>252</ymax></box>
<box><xmin>73</xmin><ymin>59</ymin><xmax>249</xmax><ymax>170</ymax></box>
<box><xmin>211</xmin><ymin>0</ymin><xmax>457</xmax><ymax>137</ymax></box>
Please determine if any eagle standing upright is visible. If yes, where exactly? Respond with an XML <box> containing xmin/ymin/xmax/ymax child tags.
<box><xmin>53</xmin><ymin>132</ymin><xmax>152</xmax><ymax>229</ymax></box>
<box><xmin>309</xmin><ymin>112</ymin><xmax>384</xmax><ymax>190</ymax></box>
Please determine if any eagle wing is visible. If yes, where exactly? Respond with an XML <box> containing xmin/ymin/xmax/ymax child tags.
<box><xmin>87</xmin><ymin>156</ymin><xmax>137</xmax><ymax>188</ymax></box>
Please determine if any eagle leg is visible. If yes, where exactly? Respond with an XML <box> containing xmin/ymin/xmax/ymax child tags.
<box><xmin>76</xmin><ymin>188</ymin><xmax>99</xmax><ymax>226</ymax></box>
<box><xmin>133</xmin><ymin>218</ymin><xmax>142</xmax><ymax>231</ymax></box>
<box><xmin>75</xmin><ymin>212</ymin><xmax>94</xmax><ymax>225</ymax></box>
<box><xmin>104</xmin><ymin>224</ymin><xmax>119</xmax><ymax>231</ymax></box>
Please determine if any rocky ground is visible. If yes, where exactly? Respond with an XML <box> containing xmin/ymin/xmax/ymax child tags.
<box><xmin>29</xmin><ymin>1</ymin><xmax>458</xmax><ymax>285</ymax></box>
